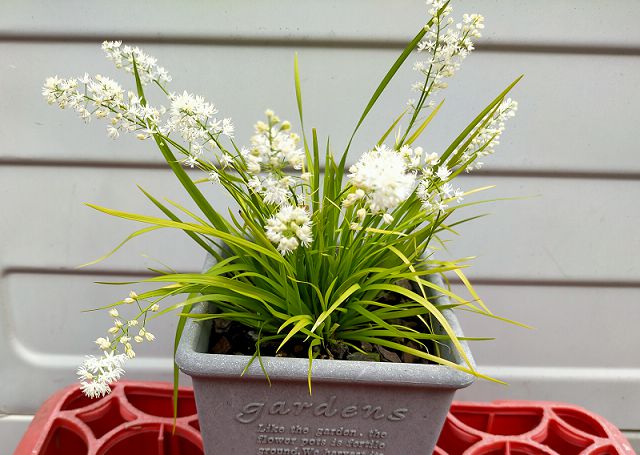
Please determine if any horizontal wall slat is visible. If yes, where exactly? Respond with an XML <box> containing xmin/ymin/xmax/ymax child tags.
<box><xmin>1</xmin><ymin>167</ymin><xmax>636</xmax><ymax>282</ymax></box>
<box><xmin>454</xmin><ymin>285</ymin><xmax>640</xmax><ymax>369</ymax></box>
<box><xmin>5</xmin><ymin>273</ymin><xmax>181</xmax><ymax>357</ymax></box>
<box><xmin>6</xmin><ymin>276</ymin><xmax>638</xmax><ymax>370</ymax></box>
<box><xmin>2</xmin><ymin>275</ymin><xmax>639</xmax><ymax>426</ymax></box>
<box><xmin>2</xmin><ymin>1</ymin><xmax>640</xmax><ymax>48</ymax></box>
<box><xmin>3</xmin><ymin>43</ymin><xmax>640</xmax><ymax>173</ymax></box>
<box><xmin>0</xmin><ymin>416</ymin><xmax>32</xmax><ymax>455</ymax></box>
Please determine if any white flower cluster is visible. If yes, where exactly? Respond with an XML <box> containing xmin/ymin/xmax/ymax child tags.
<box><xmin>413</xmin><ymin>97</ymin><xmax>517</xmax><ymax>212</ymax></box>
<box><xmin>345</xmin><ymin>144</ymin><xmax>470</xmax><ymax>220</ymax></box>
<box><xmin>411</xmin><ymin>2</ymin><xmax>484</xmax><ymax>106</ymax></box>
<box><xmin>76</xmin><ymin>291</ymin><xmax>159</xmax><ymax>398</ymax></box>
<box><xmin>42</xmin><ymin>73</ymin><xmax>164</xmax><ymax>139</ymax></box>
<box><xmin>165</xmin><ymin>91</ymin><xmax>234</xmax><ymax>168</ymax></box>
<box><xmin>43</xmin><ymin>41</ymin><xmax>234</xmax><ymax>177</ymax></box>
<box><xmin>416</xmin><ymin>170</ymin><xmax>464</xmax><ymax>215</ymax></box>
<box><xmin>344</xmin><ymin>145</ymin><xmax>417</xmax><ymax>221</ymax></box>
<box><xmin>265</xmin><ymin>205</ymin><xmax>313</xmax><ymax>255</ymax></box>
<box><xmin>245</xmin><ymin>110</ymin><xmax>305</xmax><ymax>206</ymax></box>
<box><xmin>77</xmin><ymin>352</ymin><xmax>128</xmax><ymax>398</ymax></box>
<box><xmin>461</xmin><ymin>98</ymin><xmax>518</xmax><ymax>172</ymax></box>
<box><xmin>102</xmin><ymin>40</ymin><xmax>171</xmax><ymax>85</ymax></box>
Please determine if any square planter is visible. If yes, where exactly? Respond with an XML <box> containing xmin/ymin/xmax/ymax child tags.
<box><xmin>176</xmin><ymin>273</ymin><xmax>475</xmax><ymax>455</ymax></box>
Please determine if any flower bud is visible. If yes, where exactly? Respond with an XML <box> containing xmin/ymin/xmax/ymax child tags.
<box><xmin>95</xmin><ymin>337</ymin><xmax>111</xmax><ymax>350</ymax></box>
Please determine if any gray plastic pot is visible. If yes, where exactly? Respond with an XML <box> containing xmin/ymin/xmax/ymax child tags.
<box><xmin>176</xmin><ymin>272</ymin><xmax>475</xmax><ymax>455</ymax></box>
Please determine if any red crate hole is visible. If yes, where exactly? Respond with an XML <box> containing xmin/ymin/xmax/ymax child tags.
<box><xmin>124</xmin><ymin>385</ymin><xmax>197</xmax><ymax>418</ymax></box>
<box><xmin>78</xmin><ymin>398</ymin><xmax>131</xmax><ymax>438</ymax></box>
<box><xmin>61</xmin><ymin>388</ymin><xmax>106</xmax><ymax>411</ymax></box>
<box><xmin>554</xmin><ymin>407</ymin><xmax>608</xmax><ymax>437</ymax></box>
<box><xmin>97</xmin><ymin>424</ymin><xmax>203</xmax><ymax>455</ymax></box>
<box><xmin>453</xmin><ymin>408</ymin><xmax>543</xmax><ymax>436</ymax></box>
<box><xmin>470</xmin><ymin>440</ymin><xmax>553</xmax><ymax>455</ymax></box>
<box><xmin>436</xmin><ymin>418</ymin><xmax>482</xmax><ymax>455</ymax></box>
<box><xmin>40</xmin><ymin>421</ymin><xmax>88</xmax><ymax>455</ymax></box>
<box><xmin>188</xmin><ymin>418</ymin><xmax>200</xmax><ymax>431</ymax></box>
<box><xmin>589</xmin><ymin>445</ymin><xmax>623</xmax><ymax>455</ymax></box>
<box><xmin>538</xmin><ymin>419</ymin><xmax>594</xmax><ymax>455</ymax></box>
<box><xmin>509</xmin><ymin>440</ymin><xmax>555</xmax><ymax>455</ymax></box>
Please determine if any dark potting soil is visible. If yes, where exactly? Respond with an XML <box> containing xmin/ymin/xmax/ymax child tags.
<box><xmin>206</xmin><ymin>288</ymin><xmax>440</xmax><ymax>364</ymax></box>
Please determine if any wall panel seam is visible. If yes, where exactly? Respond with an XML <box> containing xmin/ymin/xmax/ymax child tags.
<box><xmin>1</xmin><ymin>34</ymin><xmax>640</xmax><ymax>56</ymax></box>
<box><xmin>4</xmin><ymin>267</ymin><xmax>640</xmax><ymax>289</ymax></box>
<box><xmin>3</xmin><ymin>160</ymin><xmax>640</xmax><ymax>182</ymax></box>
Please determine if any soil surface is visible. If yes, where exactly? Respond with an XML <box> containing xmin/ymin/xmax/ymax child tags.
<box><xmin>207</xmin><ymin>288</ymin><xmax>439</xmax><ymax>364</ymax></box>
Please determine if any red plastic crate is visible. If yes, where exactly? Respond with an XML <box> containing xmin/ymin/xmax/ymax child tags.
<box><xmin>15</xmin><ymin>381</ymin><xmax>635</xmax><ymax>454</ymax></box>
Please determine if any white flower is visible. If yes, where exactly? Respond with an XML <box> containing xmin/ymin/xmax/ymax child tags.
<box><xmin>80</xmin><ymin>380</ymin><xmax>111</xmax><ymax>399</ymax></box>
<box><xmin>461</xmin><ymin>98</ymin><xmax>518</xmax><ymax>172</ymax></box>
<box><xmin>102</xmin><ymin>41</ymin><xmax>171</xmax><ymax>85</ymax></box>
<box><xmin>265</xmin><ymin>205</ymin><xmax>313</xmax><ymax>255</ymax></box>
<box><xmin>249</xmin><ymin>125</ymin><xmax>303</xmax><ymax>173</ymax></box>
<box><xmin>108</xmin><ymin>308</ymin><xmax>119</xmax><ymax>318</ymax></box>
<box><xmin>347</xmin><ymin>144</ymin><xmax>416</xmax><ymax>213</ymax></box>
<box><xmin>77</xmin><ymin>351</ymin><xmax>128</xmax><ymax>398</ymax></box>
<box><xmin>166</xmin><ymin>91</ymin><xmax>222</xmax><ymax>148</ymax></box>
<box><xmin>410</xmin><ymin>5</ymin><xmax>484</xmax><ymax>107</ymax></box>
<box><xmin>185</xmin><ymin>155</ymin><xmax>198</xmax><ymax>168</ymax></box>
<box><xmin>436</xmin><ymin>165</ymin><xmax>451</xmax><ymax>181</ymax></box>
<box><xmin>425</xmin><ymin>152</ymin><xmax>439</xmax><ymax>166</ymax></box>
<box><xmin>441</xmin><ymin>183</ymin><xmax>454</xmax><ymax>198</ymax></box>
<box><xmin>219</xmin><ymin>153</ymin><xmax>233</xmax><ymax>168</ymax></box>
<box><xmin>95</xmin><ymin>337</ymin><xmax>111</xmax><ymax>350</ymax></box>
<box><xmin>261</xmin><ymin>176</ymin><xmax>291</xmax><ymax>206</ymax></box>
<box><xmin>100</xmin><ymin>366</ymin><xmax>124</xmax><ymax>384</ymax></box>
<box><xmin>222</xmin><ymin>118</ymin><xmax>234</xmax><ymax>137</ymax></box>
<box><xmin>342</xmin><ymin>189</ymin><xmax>366</xmax><ymax>208</ymax></box>
<box><xmin>76</xmin><ymin>365</ymin><xmax>93</xmax><ymax>381</ymax></box>
<box><xmin>125</xmin><ymin>345</ymin><xmax>136</xmax><ymax>359</ymax></box>
<box><xmin>107</xmin><ymin>126</ymin><xmax>120</xmax><ymax>139</ymax></box>
<box><xmin>99</xmin><ymin>350</ymin><xmax>127</xmax><ymax>370</ymax></box>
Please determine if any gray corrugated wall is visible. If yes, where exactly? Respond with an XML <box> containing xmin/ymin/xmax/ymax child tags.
<box><xmin>1</xmin><ymin>1</ymin><xmax>639</xmax><ymax>452</ymax></box>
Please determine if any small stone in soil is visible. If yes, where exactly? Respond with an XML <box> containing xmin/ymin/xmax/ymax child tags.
<box><xmin>212</xmin><ymin>336</ymin><xmax>232</xmax><ymax>354</ymax></box>
<box><xmin>376</xmin><ymin>345</ymin><xmax>402</xmax><ymax>363</ymax></box>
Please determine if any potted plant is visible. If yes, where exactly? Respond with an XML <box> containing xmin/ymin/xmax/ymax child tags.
<box><xmin>42</xmin><ymin>0</ymin><xmax>520</xmax><ymax>453</ymax></box>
